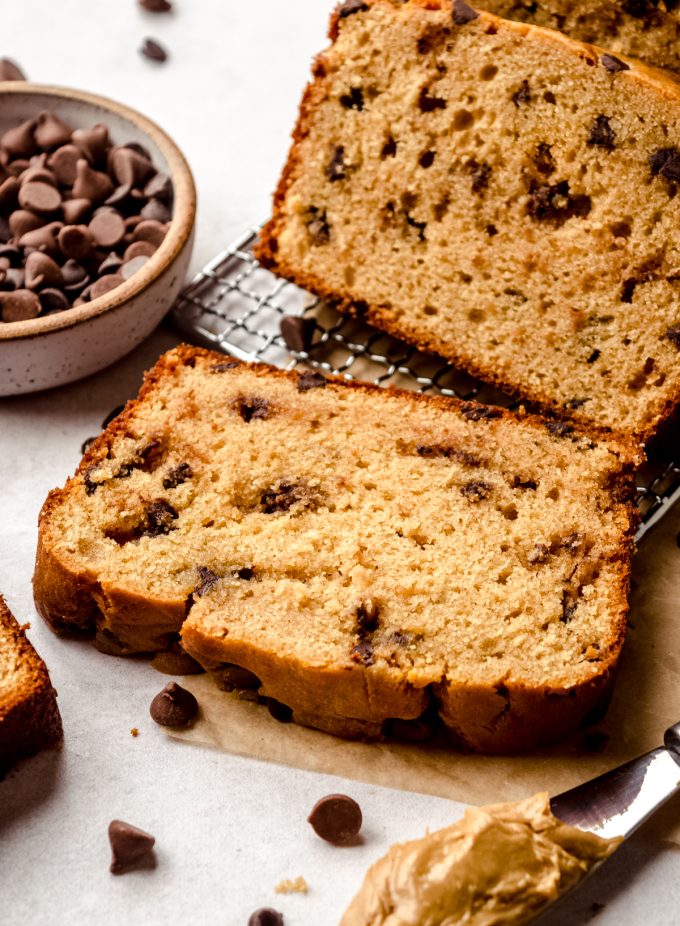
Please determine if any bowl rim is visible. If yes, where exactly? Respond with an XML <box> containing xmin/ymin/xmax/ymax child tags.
<box><xmin>0</xmin><ymin>81</ymin><xmax>197</xmax><ymax>343</ymax></box>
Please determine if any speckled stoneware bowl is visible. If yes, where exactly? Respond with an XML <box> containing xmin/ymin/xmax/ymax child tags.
<box><xmin>0</xmin><ymin>83</ymin><xmax>196</xmax><ymax>396</ymax></box>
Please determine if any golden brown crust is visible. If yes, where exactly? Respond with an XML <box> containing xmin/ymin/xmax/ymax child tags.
<box><xmin>34</xmin><ymin>344</ymin><xmax>639</xmax><ymax>753</ymax></box>
<box><xmin>0</xmin><ymin>595</ymin><xmax>63</xmax><ymax>772</ymax></box>
<box><xmin>255</xmin><ymin>0</ymin><xmax>680</xmax><ymax>444</ymax></box>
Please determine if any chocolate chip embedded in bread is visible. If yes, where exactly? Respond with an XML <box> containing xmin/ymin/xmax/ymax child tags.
<box><xmin>545</xmin><ymin>420</ymin><xmax>574</xmax><ymax>438</ymax></box>
<box><xmin>418</xmin><ymin>87</ymin><xmax>446</xmax><ymax>112</ymax></box>
<box><xmin>460</xmin><ymin>480</ymin><xmax>492</xmax><ymax>501</ymax></box>
<box><xmin>162</xmin><ymin>462</ymin><xmax>193</xmax><ymax>489</ymax></box>
<box><xmin>327</xmin><ymin>145</ymin><xmax>349</xmax><ymax>182</ymax></box>
<box><xmin>280</xmin><ymin>315</ymin><xmax>316</xmax><ymax>353</ymax></box>
<box><xmin>339</xmin><ymin>0</ymin><xmax>368</xmax><ymax>18</ymax></box>
<box><xmin>512</xmin><ymin>79</ymin><xmax>531</xmax><ymax>107</ymax></box>
<box><xmin>305</xmin><ymin>206</ymin><xmax>331</xmax><ymax>244</ymax></box>
<box><xmin>351</xmin><ymin>640</ymin><xmax>375</xmax><ymax>666</ymax></box>
<box><xmin>601</xmin><ymin>53</ymin><xmax>630</xmax><ymax>73</ymax></box>
<box><xmin>210</xmin><ymin>360</ymin><xmax>240</xmax><ymax>373</ymax></box>
<box><xmin>194</xmin><ymin>566</ymin><xmax>219</xmax><ymax>597</ymax></box>
<box><xmin>108</xmin><ymin>820</ymin><xmax>156</xmax><ymax>874</ymax></box>
<box><xmin>339</xmin><ymin>86</ymin><xmax>364</xmax><ymax>110</ymax></box>
<box><xmin>297</xmin><ymin>370</ymin><xmax>327</xmax><ymax>391</ymax></box>
<box><xmin>216</xmin><ymin>663</ymin><xmax>261</xmax><ymax>691</ymax></box>
<box><xmin>236</xmin><ymin>396</ymin><xmax>270</xmax><ymax>422</ymax></box>
<box><xmin>664</xmin><ymin>326</ymin><xmax>680</xmax><ymax>349</ymax></box>
<box><xmin>260</xmin><ymin>482</ymin><xmax>308</xmax><ymax>514</ymax></box>
<box><xmin>307</xmin><ymin>793</ymin><xmax>363</xmax><ymax>845</ymax></box>
<box><xmin>144</xmin><ymin>499</ymin><xmax>179</xmax><ymax>536</ymax></box>
<box><xmin>460</xmin><ymin>403</ymin><xmax>503</xmax><ymax>421</ymax></box>
<box><xmin>526</xmin><ymin>180</ymin><xmax>592</xmax><ymax>226</ymax></box>
<box><xmin>650</xmin><ymin>147</ymin><xmax>680</xmax><ymax>183</ymax></box>
<box><xmin>452</xmin><ymin>0</ymin><xmax>479</xmax><ymax>24</ymax></box>
<box><xmin>587</xmin><ymin>115</ymin><xmax>615</xmax><ymax>151</ymax></box>
<box><xmin>149</xmin><ymin>681</ymin><xmax>198</xmax><ymax>727</ymax></box>
<box><xmin>248</xmin><ymin>910</ymin><xmax>284</xmax><ymax>926</ymax></box>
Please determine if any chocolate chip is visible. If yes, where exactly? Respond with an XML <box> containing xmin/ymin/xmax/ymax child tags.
<box><xmin>260</xmin><ymin>482</ymin><xmax>307</xmax><ymax>513</ymax></box>
<box><xmin>89</xmin><ymin>210</ymin><xmax>126</xmax><ymax>248</ymax></box>
<box><xmin>526</xmin><ymin>180</ymin><xmax>591</xmax><ymax>226</ymax></box>
<box><xmin>601</xmin><ymin>53</ymin><xmax>630</xmax><ymax>73</ymax></box>
<box><xmin>350</xmin><ymin>640</ymin><xmax>375</xmax><ymax>666</ymax></box>
<box><xmin>150</xmin><ymin>681</ymin><xmax>198</xmax><ymax>727</ymax></box>
<box><xmin>418</xmin><ymin>87</ymin><xmax>446</xmax><ymax>112</ymax></box>
<box><xmin>235</xmin><ymin>566</ymin><xmax>255</xmax><ymax>580</ymax></box>
<box><xmin>546</xmin><ymin>421</ymin><xmax>574</xmax><ymax>438</ymax></box>
<box><xmin>98</xmin><ymin>252</ymin><xmax>124</xmax><ymax>275</ymax></box>
<box><xmin>0</xmin><ymin>58</ymin><xmax>26</xmax><ymax>81</ymax></box>
<box><xmin>665</xmin><ymin>326</ymin><xmax>680</xmax><ymax>348</ymax></box>
<box><xmin>266</xmin><ymin>698</ymin><xmax>293</xmax><ymax>723</ymax></box>
<box><xmin>587</xmin><ymin>348</ymin><xmax>601</xmax><ymax>363</ymax></box>
<box><xmin>306</xmin><ymin>207</ymin><xmax>330</xmax><ymax>245</ymax></box>
<box><xmin>162</xmin><ymin>462</ymin><xmax>193</xmax><ymax>489</ymax></box>
<box><xmin>419</xmin><ymin>150</ymin><xmax>435</xmax><ymax>168</ymax></box>
<box><xmin>460</xmin><ymin>402</ymin><xmax>503</xmax><ymax>421</ymax></box>
<box><xmin>0</xmin><ymin>177</ymin><xmax>19</xmax><ymax>210</ymax></box>
<box><xmin>48</xmin><ymin>144</ymin><xmax>80</xmax><ymax>185</ymax></box>
<box><xmin>452</xmin><ymin>0</ymin><xmax>479</xmax><ymax>24</ymax></box>
<box><xmin>144</xmin><ymin>172</ymin><xmax>173</xmax><ymax>203</ymax></box>
<box><xmin>650</xmin><ymin>146</ymin><xmax>680</xmax><ymax>183</ymax></box>
<box><xmin>248</xmin><ymin>910</ymin><xmax>284</xmax><ymax>926</ymax></box>
<box><xmin>141</xmin><ymin>198</ymin><xmax>171</xmax><ymax>222</ymax></box>
<box><xmin>61</xmin><ymin>259</ymin><xmax>90</xmax><ymax>291</ymax></box>
<box><xmin>587</xmin><ymin>115</ymin><xmax>615</xmax><ymax>151</ymax></box>
<box><xmin>0</xmin><ymin>288</ymin><xmax>40</xmax><ymax>322</ymax></box>
<box><xmin>73</xmin><ymin>159</ymin><xmax>114</xmax><ymax>203</ymax></box>
<box><xmin>512</xmin><ymin>79</ymin><xmax>531</xmax><ymax>107</ymax></box>
<box><xmin>40</xmin><ymin>288</ymin><xmax>69</xmax><ymax>312</ymax></box>
<box><xmin>110</xmin><ymin>146</ymin><xmax>156</xmax><ymax>188</ymax></box>
<box><xmin>144</xmin><ymin>499</ymin><xmax>178</xmax><ymax>536</ymax></box>
<box><xmin>19</xmin><ymin>221</ymin><xmax>63</xmax><ymax>256</ymax></box>
<box><xmin>237</xmin><ymin>396</ymin><xmax>270</xmax><ymax>423</ymax></box>
<box><xmin>195</xmin><ymin>566</ymin><xmax>219</xmax><ymax>597</ymax></box>
<box><xmin>280</xmin><ymin>315</ymin><xmax>316</xmax><ymax>352</ymax></box>
<box><xmin>133</xmin><ymin>219</ymin><xmax>167</xmax><ymax>247</ymax></box>
<box><xmin>460</xmin><ymin>480</ymin><xmax>492</xmax><ymax>501</ymax></box>
<box><xmin>89</xmin><ymin>273</ymin><xmax>125</xmax><ymax>300</ymax></box>
<box><xmin>468</xmin><ymin>159</ymin><xmax>492</xmax><ymax>192</ymax></box>
<box><xmin>218</xmin><ymin>664</ymin><xmax>261</xmax><ymax>691</ymax></box>
<box><xmin>339</xmin><ymin>87</ymin><xmax>364</xmax><ymax>110</ymax></box>
<box><xmin>34</xmin><ymin>111</ymin><xmax>72</xmax><ymax>150</ymax></box>
<box><xmin>381</xmin><ymin>136</ymin><xmax>397</xmax><ymax>158</ymax></box>
<box><xmin>1</xmin><ymin>119</ymin><xmax>37</xmax><ymax>158</ymax></box>
<box><xmin>307</xmin><ymin>794</ymin><xmax>362</xmax><ymax>845</ymax></box>
<box><xmin>533</xmin><ymin>142</ymin><xmax>555</xmax><ymax>176</ymax></box>
<box><xmin>327</xmin><ymin>144</ymin><xmax>349</xmax><ymax>182</ymax></box>
<box><xmin>140</xmin><ymin>38</ymin><xmax>168</xmax><ymax>62</ymax></box>
<box><xmin>338</xmin><ymin>0</ymin><xmax>367</xmax><ymax>17</ymax></box>
<box><xmin>210</xmin><ymin>360</ymin><xmax>240</xmax><ymax>373</ymax></box>
<box><xmin>356</xmin><ymin>600</ymin><xmax>380</xmax><ymax>635</ymax></box>
<box><xmin>297</xmin><ymin>370</ymin><xmax>327</xmax><ymax>391</ymax></box>
<box><xmin>139</xmin><ymin>0</ymin><xmax>173</xmax><ymax>10</ymax></box>
<box><xmin>108</xmin><ymin>820</ymin><xmax>156</xmax><ymax>874</ymax></box>
<box><xmin>72</xmin><ymin>124</ymin><xmax>111</xmax><ymax>165</ymax></box>
<box><xmin>24</xmin><ymin>252</ymin><xmax>62</xmax><ymax>290</ymax></box>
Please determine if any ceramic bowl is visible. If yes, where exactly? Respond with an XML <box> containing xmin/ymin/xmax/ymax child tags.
<box><xmin>0</xmin><ymin>83</ymin><xmax>196</xmax><ymax>396</ymax></box>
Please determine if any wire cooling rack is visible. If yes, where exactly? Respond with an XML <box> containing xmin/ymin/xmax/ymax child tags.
<box><xmin>170</xmin><ymin>224</ymin><xmax>680</xmax><ymax>542</ymax></box>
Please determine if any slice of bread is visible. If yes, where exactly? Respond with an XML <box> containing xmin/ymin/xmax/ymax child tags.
<box><xmin>0</xmin><ymin>595</ymin><xmax>62</xmax><ymax>772</ymax></box>
<box><xmin>478</xmin><ymin>0</ymin><xmax>680</xmax><ymax>76</ymax></box>
<box><xmin>256</xmin><ymin>0</ymin><xmax>680</xmax><ymax>441</ymax></box>
<box><xmin>34</xmin><ymin>345</ymin><xmax>640</xmax><ymax>752</ymax></box>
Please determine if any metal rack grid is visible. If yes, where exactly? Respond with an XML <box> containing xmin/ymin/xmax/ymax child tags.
<box><xmin>171</xmin><ymin>224</ymin><xmax>680</xmax><ymax>541</ymax></box>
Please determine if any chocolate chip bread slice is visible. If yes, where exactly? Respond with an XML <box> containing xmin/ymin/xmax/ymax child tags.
<box><xmin>479</xmin><ymin>0</ymin><xmax>680</xmax><ymax>76</ymax></box>
<box><xmin>257</xmin><ymin>0</ymin><xmax>680</xmax><ymax>441</ymax></box>
<box><xmin>34</xmin><ymin>345</ymin><xmax>640</xmax><ymax>752</ymax></box>
<box><xmin>0</xmin><ymin>595</ymin><xmax>62</xmax><ymax>773</ymax></box>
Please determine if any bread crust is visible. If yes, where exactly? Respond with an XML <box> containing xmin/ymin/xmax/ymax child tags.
<box><xmin>33</xmin><ymin>345</ymin><xmax>639</xmax><ymax>752</ymax></box>
<box><xmin>0</xmin><ymin>596</ymin><xmax>63</xmax><ymax>773</ymax></box>
<box><xmin>255</xmin><ymin>0</ymin><xmax>680</xmax><ymax>443</ymax></box>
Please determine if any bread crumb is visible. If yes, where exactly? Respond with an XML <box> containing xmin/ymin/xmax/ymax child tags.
<box><xmin>20</xmin><ymin>622</ymin><xmax>31</xmax><ymax>631</ymax></box>
<box><xmin>275</xmin><ymin>876</ymin><xmax>308</xmax><ymax>894</ymax></box>
<box><xmin>130</xmin><ymin>727</ymin><xmax>139</xmax><ymax>737</ymax></box>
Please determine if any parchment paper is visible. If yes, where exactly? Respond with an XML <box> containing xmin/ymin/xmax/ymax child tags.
<box><xmin>170</xmin><ymin>501</ymin><xmax>680</xmax><ymax>843</ymax></box>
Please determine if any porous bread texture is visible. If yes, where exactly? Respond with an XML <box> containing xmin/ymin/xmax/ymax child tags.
<box><xmin>479</xmin><ymin>0</ymin><xmax>680</xmax><ymax>76</ymax></box>
<box><xmin>0</xmin><ymin>595</ymin><xmax>62</xmax><ymax>772</ymax></box>
<box><xmin>34</xmin><ymin>346</ymin><xmax>640</xmax><ymax>752</ymax></box>
<box><xmin>256</xmin><ymin>0</ymin><xmax>680</xmax><ymax>441</ymax></box>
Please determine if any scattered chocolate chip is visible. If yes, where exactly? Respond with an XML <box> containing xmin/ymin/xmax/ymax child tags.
<box><xmin>460</xmin><ymin>480</ymin><xmax>492</xmax><ymax>501</ymax></box>
<box><xmin>308</xmin><ymin>794</ymin><xmax>362</xmax><ymax>845</ymax></box>
<box><xmin>266</xmin><ymin>698</ymin><xmax>293</xmax><ymax>723</ymax></box>
<box><xmin>248</xmin><ymin>910</ymin><xmax>284</xmax><ymax>926</ymax></box>
<box><xmin>452</xmin><ymin>0</ymin><xmax>479</xmax><ymax>24</ymax></box>
<box><xmin>339</xmin><ymin>87</ymin><xmax>364</xmax><ymax>110</ymax></box>
<box><xmin>0</xmin><ymin>288</ymin><xmax>40</xmax><ymax>321</ymax></box>
<box><xmin>0</xmin><ymin>58</ymin><xmax>26</xmax><ymax>81</ymax></box>
<box><xmin>108</xmin><ymin>820</ymin><xmax>156</xmax><ymax>875</ymax></box>
<box><xmin>195</xmin><ymin>566</ymin><xmax>219</xmax><ymax>597</ymax></box>
<box><xmin>40</xmin><ymin>288</ymin><xmax>70</xmax><ymax>312</ymax></box>
<box><xmin>280</xmin><ymin>315</ymin><xmax>316</xmax><ymax>353</ymax></box>
<box><xmin>381</xmin><ymin>136</ymin><xmax>397</xmax><ymax>158</ymax></box>
<box><xmin>419</xmin><ymin>150</ymin><xmax>435</xmax><ymax>168</ymax></box>
<box><xmin>141</xmin><ymin>38</ymin><xmax>168</xmax><ymax>62</ymax></box>
<box><xmin>650</xmin><ymin>146</ymin><xmax>680</xmax><ymax>183</ymax></box>
<box><xmin>139</xmin><ymin>0</ymin><xmax>173</xmax><ymax>10</ymax></box>
<box><xmin>418</xmin><ymin>87</ymin><xmax>446</xmax><ymax>112</ymax></box>
<box><xmin>512</xmin><ymin>79</ymin><xmax>531</xmax><ymax>107</ymax></box>
<box><xmin>144</xmin><ymin>499</ymin><xmax>178</xmax><ymax>536</ymax></box>
<box><xmin>297</xmin><ymin>370</ymin><xmax>327</xmax><ymax>391</ymax></box>
<box><xmin>162</xmin><ymin>462</ymin><xmax>193</xmax><ymax>489</ymax></box>
<box><xmin>149</xmin><ymin>681</ymin><xmax>198</xmax><ymax>727</ymax></box>
<box><xmin>601</xmin><ymin>53</ymin><xmax>630</xmax><ymax>73</ymax></box>
<box><xmin>587</xmin><ymin>115</ymin><xmax>615</xmax><ymax>151</ymax></box>
<box><xmin>338</xmin><ymin>0</ymin><xmax>368</xmax><ymax>18</ymax></box>
<box><xmin>351</xmin><ymin>640</ymin><xmax>375</xmax><ymax>666</ymax></box>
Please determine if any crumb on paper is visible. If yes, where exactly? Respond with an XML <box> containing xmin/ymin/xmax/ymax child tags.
<box><xmin>275</xmin><ymin>876</ymin><xmax>308</xmax><ymax>894</ymax></box>
<box><xmin>130</xmin><ymin>727</ymin><xmax>139</xmax><ymax>737</ymax></box>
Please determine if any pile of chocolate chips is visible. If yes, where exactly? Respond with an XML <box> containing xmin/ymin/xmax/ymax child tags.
<box><xmin>0</xmin><ymin>110</ymin><xmax>173</xmax><ymax>322</ymax></box>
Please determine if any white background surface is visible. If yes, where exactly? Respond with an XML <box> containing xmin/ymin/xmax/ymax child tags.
<box><xmin>1</xmin><ymin>1</ymin><xmax>680</xmax><ymax>923</ymax></box>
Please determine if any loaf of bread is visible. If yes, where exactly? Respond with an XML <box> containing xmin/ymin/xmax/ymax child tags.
<box><xmin>0</xmin><ymin>595</ymin><xmax>62</xmax><ymax>773</ymax></box>
<box><xmin>34</xmin><ymin>345</ymin><xmax>640</xmax><ymax>752</ymax></box>
<box><xmin>479</xmin><ymin>0</ymin><xmax>680</xmax><ymax>75</ymax></box>
<box><xmin>257</xmin><ymin>0</ymin><xmax>680</xmax><ymax>441</ymax></box>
